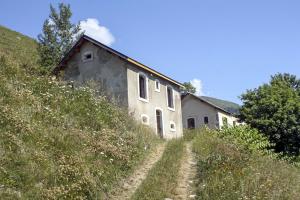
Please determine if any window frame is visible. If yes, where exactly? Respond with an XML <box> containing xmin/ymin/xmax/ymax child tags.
<box><xmin>82</xmin><ymin>51</ymin><xmax>93</xmax><ymax>62</ymax></box>
<box><xmin>155</xmin><ymin>107</ymin><xmax>164</xmax><ymax>137</ymax></box>
<box><xmin>170</xmin><ymin>121</ymin><xmax>176</xmax><ymax>132</ymax></box>
<box><xmin>155</xmin><ymin>79</ymin><xmax>160</xmax><ymax>92</ymax></box>
<box><xmin>166</xmin><ymin>85</ymin><xmax>175</xmax><ymax>111</ymax></box>
<box><xmin>204</xmin><ymin>116</ymin><xmax>209</xmax><ymax>124</ymax></box>
<box><xmin>141</xmin><ymin>114</ymin><xmax>150</xmax><ymax>125</ymax></box>
<box><xmin>137</xmin><ymin>72</ymin><xmax>149</xmax><ymax>102</ymax></box>
<box><xmin>187</xmin><ymin>117</ymin><xmax>196</xmax><ymax>129</ymax></box>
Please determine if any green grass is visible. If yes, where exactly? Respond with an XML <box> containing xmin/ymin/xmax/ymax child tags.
<box><xmin>192</xmin><ymin>129</ymin><xmax>300</xmax><ymax>200</ymax></box>
<box><xmin>0</xmin><ymin>26</ymin><xmax>160</xmax><ymax>199</ymax></box>
<box><xmin>0</xmin><ymin>25</ymin><xmax>38</xmax><ymax>66</ymax></box>
<box><xmin>131</xmin><ymin>139</ymin><xmax>185</xmax><ymax>200</ymax></box>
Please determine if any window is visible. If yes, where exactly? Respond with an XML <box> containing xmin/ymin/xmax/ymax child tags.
<box><xmin>187</xmin><ymin>118</ymin><xmax>195</xmax><ymax>129</ymax></box>
<box><xmin>141</xmin><ymin>114</ymin><xmax>149</xmax><ymax>125</ymax></box>
<box><xmin>166</xmin><ymin>86</ymin><xmax>174</xmax><ymax>109</ymax></box>
<box><xmin>204</xmin><ymin>116</ymin><xmax>209</xmax><ymax>124</ymax></box>
<box><xmin>155</xmin><ymin>79</ymin><xmax>160</xmax><ymax>92</ymax></box>
<box><xmin>222</xmin><ymin>117</ymin><xmax>228</xmax><ymax>127</ymax></box>
<box><xmin>170</xmin><ymin>121</ymin><xmax>176</xmax><ymax>131</ymax></box>
<box><xmin>156</xmin><ymin>108</ymin><xmax>164</xmax><ymax>138</ymax></box>
<box><xmin>82</xmin><ymin>51</ymin><xmax>93</xmax><ymax>62</ymax></box>
<box><xmin>138</xmin><ymin>73</ymin><xmax>148</xmax><ymax>101</ymax></box>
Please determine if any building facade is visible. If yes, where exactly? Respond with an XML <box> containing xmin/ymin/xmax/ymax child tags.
<box><xmin>55</xmin><ymin>35</ymin><xmax>183</xmax><ymax>139</ymax></box>
<box><xmin>181</xmin><ymin>93</ymin><xmax>239</xmax><ymax>129</ymax></box>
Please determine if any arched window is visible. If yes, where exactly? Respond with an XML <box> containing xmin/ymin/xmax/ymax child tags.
<box><xmin>138</xmin><ymin>72</ymin><xmax>148</xmax><ymax>101</ymax></box>
<box><xmin>155</xmin><ymin>79</ymin><xmax>160</xmax><ymax>92</ymax></box>
<box><xmin>166</xmin><ymin>85</ymin><xmax>174</xmax><ymax>109</ymax></box>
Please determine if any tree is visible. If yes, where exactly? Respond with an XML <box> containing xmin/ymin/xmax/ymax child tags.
<box><xmin>181</xmin><ymin>82</ymin><xmax>196</xmax><ymax>94</ymax></box>
<box><xmin>240</xmin><ymin>73</ymin><xmax>300</xmax><ymax>156</ymax></box>
<box><xmin>37</xmin><ymin>3</ymin><xmax>80</xmax><ymax>70</ymax></box>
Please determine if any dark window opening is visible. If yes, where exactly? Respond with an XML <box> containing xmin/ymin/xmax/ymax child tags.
<box><xmin>233</xmin><ymin>121</ymin><xmax>236</xmax><ymax>127</ymax></box>
<box><xmin>155</xmin><ymin>80</ymin><xmax>160</xmax><ymax>90</ymax></box>
<box><xmin>167</xmin><ymin>86</ymin><xmax>174</xmax><ymax>108</ymax></box>
<box><xmin>187</xmin><ymin>118</ymin><xmax>195</xmax><ymax>129</ymax></box>
<box><xmin>204</xmin><ymin>116</ymin><xmax>209</xmax><ymax>124</ymax></box>
<box><xmin>82</xmin><ymin>52</ymin><xmax>93</xmax><ymax>62</ymax></box>
<box><xmin>139</xmin><ymin>74</ymin><xmax>147</xmax><ymax>99</ymax></box>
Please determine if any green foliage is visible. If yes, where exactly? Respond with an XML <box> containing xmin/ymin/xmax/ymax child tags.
<box><xmin>37</xmin><ymin>3</ymin><xmax>80</xmax><ymax>70</ymax></box>
<box><xmin>201</xmin><ymin>96</ymin><xmax>240</xmax><ymax>115</ymax></box>
<box><xmin>181</xmin><ymin>82</ymin><xmax>196</xmax><ymax>94</ymax></box>
<box><xmin>132</xmin><ymin>139</ymin><xmax>185</xmax><ymax>200</ymax></box>
<box><xmin>240</xmin><ymin>73</ymin><xmax>300</xmax><ymax>156</ymax></box>
<box><xmin>218</xmin><ymin>125</ymin><xmax>273</xmax><ymax>154</ymax></box>
<box><xmin>192</xmin><ymin>129</ymin><xmax>300</xmax><ymax>200</ymax></box>
<box><xmin>0</xmin><ymin>42</ymin><xmax>159</xmax><ymax>199</ymax></box>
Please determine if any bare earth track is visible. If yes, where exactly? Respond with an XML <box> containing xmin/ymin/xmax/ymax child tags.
<box><xmin>107</xmin><ymin>143</ymin><xmax>166</xmax><ymax>200</ymax></box>
<box><xmin>173</xmin><ymin>142</ymin><xmax>197</xmax><ymax>200</ymax></box>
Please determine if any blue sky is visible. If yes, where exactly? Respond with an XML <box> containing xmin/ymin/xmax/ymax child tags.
<box><xmin>1</xmin><ymin>0</ymin><xmax>300</xmax><ymax>104</ymax></box>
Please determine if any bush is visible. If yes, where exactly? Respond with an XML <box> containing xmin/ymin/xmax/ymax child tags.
<box><xmin>218</xmin><ymin>125</ymin><xmax>273</xmax><ymax>154</ymax></box>
<box><xmin>192</xmin><ymin>129</ymin><xmax>300</xmax><ymax>200</ymax></box>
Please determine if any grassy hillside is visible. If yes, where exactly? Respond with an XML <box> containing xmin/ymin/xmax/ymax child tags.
<box><xmin>0</xmin><ymin>25</ymin><xmax>38</xmax><ymax>67</ymax></box>
<box><xmin>191</xmin><ymin>128</ymin><xmax>300</xmax><ymax>200</ymax></box>
<box><xmin>201</xmin><ymin>96</ymin><xmax>240</xmax><ymax>115</ymax></box>
<box><xmin>0</xmin><ymin>26</ymin><xmax>159</xmax><ymax>199</ymax></box>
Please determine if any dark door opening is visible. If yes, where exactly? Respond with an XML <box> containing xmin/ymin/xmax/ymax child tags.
<box><xmin>156</xmin><ymin>109</ymin><xmax>163</xmax><ymax>138</ymax></box>
<box><xmin>187</xmin><ymin>118</ymin><xmax>195</xmax><ymax>129</ymax></box>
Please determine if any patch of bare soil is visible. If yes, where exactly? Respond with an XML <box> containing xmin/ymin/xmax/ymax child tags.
<box><xmin>107</xmin><ymin>143</ymin><xmax>166</xmax><ymax>200</ymax></box>
<box><xmin>173</xmin><ymin>142</ymin><xmax>197</xmax><ymax>200</ymax></box>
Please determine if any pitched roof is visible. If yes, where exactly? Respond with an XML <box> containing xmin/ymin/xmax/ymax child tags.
<box><xmin>182</xmin><ymin>93</ymin><xmax>234</xmax><ymax>115</ymax></box>
<box><xmin>54</xmin><ymin>34</ymin><xmax>183</xmax><ymax>87</ymax></box>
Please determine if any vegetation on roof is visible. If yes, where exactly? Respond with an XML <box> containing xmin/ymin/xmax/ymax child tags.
<box><xmin>201</xmin><ymin>96</ymin><xmax>240</xmax><ymax>115</ymax></box>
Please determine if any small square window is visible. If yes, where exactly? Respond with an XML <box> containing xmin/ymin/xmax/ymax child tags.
<box><xmin>170</xmin><ymin>122</ymin><xmax>176</xmax><ymax>131</ymax></box>
<box><xmin>82</xmin><ymin>51</ymin><xmax>93</xmax><ymax>62</ymax></box>
<box><xmin>141</xmin><ymin>114</ymin><xmax>149</xmax><ymax>125</ymax></box>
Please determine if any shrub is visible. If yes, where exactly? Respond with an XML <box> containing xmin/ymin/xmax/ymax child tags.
<box><xmin>192</xmin><ymin>129</ymin><xmax>300</xmax><ymax>200</ymax></box>
<box><xmin>218</xmin><ymin>125</ymin><xmax>273</xmax><ymax>154</ymax></box>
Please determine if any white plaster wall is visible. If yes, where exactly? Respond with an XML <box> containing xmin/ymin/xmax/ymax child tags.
<box><xmin>127</xmin><ymin>65</ymin><xmax>183</xmax><ymax>139</ymax></box>
<box><xmin>182</xmin><ymin>95</ymin><xmax>219</xmax><ymax>129</ymax></box>
<box><xmin>218</xmin><ymin>112</ymin><xmax>239</xmax><ymax>128</ymax></box>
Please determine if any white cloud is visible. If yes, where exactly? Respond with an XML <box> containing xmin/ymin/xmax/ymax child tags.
<box><xmin>190</xmin><ymin>78</ymin><xmax>204</xmax><ymax>96</ymax></box>
<box><xmin>79</xmin><ymin>18</ymin><xmax>115</xmax><ymax>46</ymax></box>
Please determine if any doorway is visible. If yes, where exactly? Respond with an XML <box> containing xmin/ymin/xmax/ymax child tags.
<box><xmin>187</xmin><ymin>118</ymin><xmax>195</xmax><ymax>129</ymax></box>
<box><xmin>156</xmin><ymin>109</ymin><xmax>163</xmax><ymax>138</ymax></box>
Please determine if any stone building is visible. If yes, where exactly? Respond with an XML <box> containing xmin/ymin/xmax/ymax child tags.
<box><xmin>181</xmin><ymin>93</ymin><xmax>240</xmax><ymax>129</ymax></box>
<box><xmin>54</xmin><ymin>35</ymin><xmax>183</xmax><ymax>139</ymax></box>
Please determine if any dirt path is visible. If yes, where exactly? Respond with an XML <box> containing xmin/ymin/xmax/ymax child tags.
<box><xmin>107</xmin><ymin>143</ymin><xmax>166</xmax><ymax>200</ymax></box>
<box><xmin>173</xmin><ymin>142</ymin><xmax>197</xmax><ymax>200</ymax></box>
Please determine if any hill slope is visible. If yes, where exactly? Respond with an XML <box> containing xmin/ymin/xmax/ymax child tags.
<box><xmin>0</xmin><ymin>26</ymin><xmax>159</xmax><ymax>199</ymax></box>
<box><xmin>0</xmin><ymin>25</ymin><xmax>38</xmax><ymax>66</ymax></box>
<box><xmin>201</xmin><ymin>96</ymin><xmax>240</xmax><ymax>115</ymax></box>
